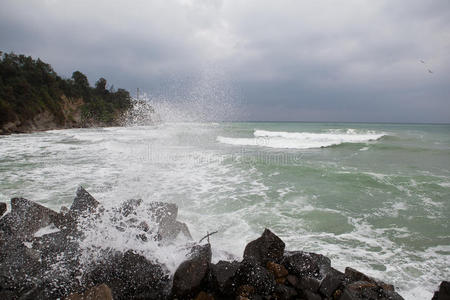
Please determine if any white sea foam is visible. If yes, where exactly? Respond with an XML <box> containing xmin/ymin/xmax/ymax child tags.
<box><xmin>217</xmin><ymin>129</ymin><xmax>386</xmax><ymax>149</ymax></box>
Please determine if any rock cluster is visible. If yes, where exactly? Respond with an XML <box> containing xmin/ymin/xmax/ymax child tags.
<box><xmin>0</xmin><ymin>188</ymin><xmax>448</xmax><ymax>300</ymax></box>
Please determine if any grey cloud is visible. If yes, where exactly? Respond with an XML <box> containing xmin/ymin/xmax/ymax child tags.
<box><xmin>0</xmin><ymin>0</ymin><xmax>449</xmax><ymax>122</ymax></box>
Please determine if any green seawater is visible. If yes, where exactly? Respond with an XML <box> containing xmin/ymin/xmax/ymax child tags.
<box><xmin>0</xmin><ymin>122</ymin><xmax>449</xmax><ymax>299</ymax></box>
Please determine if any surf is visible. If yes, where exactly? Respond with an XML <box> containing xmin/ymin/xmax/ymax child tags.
<box><xmin>217</xmin><ymin>129</ymin><xmax>387</xmax><ymax>149</ymax></box>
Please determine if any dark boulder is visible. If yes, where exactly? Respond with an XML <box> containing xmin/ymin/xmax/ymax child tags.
<box><xmin>65</xmin><ymin>284</ymin><xmax>113</xmax><ymax>300</ymax></box>
<box><xmin>85</xmin><ymin>250</ymin><xmax>169</xmax><ymax>299</ymax></box>
<box><xmin>233</xmin><ymin>258</ymin><xmax>276</xmax><ymax>296</ymax></box>
<box><xmin>32</xmin><ymin>230</ymin><xmax>79</xmax><ymax>267</ymax></box>
<box><xmin>319</xmin><ymin>267</ymin><xmax>344</xmax><ymax>297</ymax></box>
<box><xmin>267</xmin><ymin>261</ymin><xmax>289</xmax><ymax>283</ymax></box>
<box><xmin>148</xmin><ymin>201</ymin><xmax>178</xmax><ymax>224</ymax></box>
<box><xmin>0</xmin><ymin>202</ymin><xmax>6</xmax><ymax>217</ymax></box>
<box><xmin>340</xmin><ymin>280</ymin><xmax>404</xmax><ymax>300</ymax></box>
<box><xmin>208</xmin><ymin>260</ymin><xmax>240</xmax><ymax>295</ymax></box>
<box><xmin>345</xmin><ymin>267</ymin><xmax>394</xmax><ymax>291</ymax></box>
<box><xmin>0</xmin><ymin>240</ymin><xmax>43</xmax><ymax>296</ymax></box>
<box><xmin>432</xmin><ymin>281</ymin><xmax>450</xmax><ymax>300</ymax></box>
<box><xmin>119</xmin><ymin>198</ymin><xmax>143</xmax><ymax>217</ymax></box>
<box><xmin>172</xmin><ymin>244</ymin><xmax>212</xmax><ymax>299</ymax></box>
<box><xmin>299</xmin><ymin>276</ymin><xmax>321</xmax><ymax>293</ymax></box>
<box><xmin>274</xmin><ymin>283</ymin><xmax>298</xmax><ymax>299</ymax></box>
<box><xmin>50</xmin><ymin>207</ymin><xmax>77</xmax><ymax>233</ymax></box>
<box><xmin>0</xmin><ymin>197</ymin><xmax>59</xmax><ymax>239</ymax></box>
<box><xmin>158</xmin><ymin>219</ymin><xmax>192</xmax><ymax>242</ymax></box>
<box><xmin>69</xmin><ymin>186</ymin><xmax>99</xmax><ymax>217</ymax></box>
<box><xmin>243</xmin><ymin>228</ymin><xmax>285</xmax><ymax>266</ymax></box>
<box><xmin>304</xmin><ymin>290</ymin><xmax>322</xmax><ymax>300</ymax></box>
<box><xmin>281</xmin><ymin>251</ymin><xmax>331</xmax><ymax>280</ymax></box>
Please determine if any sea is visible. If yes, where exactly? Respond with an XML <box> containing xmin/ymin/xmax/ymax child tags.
<box><xmin>0</xmin><ymin>122</ymin><xmax>449</xmax><ymax>299</ymax></box>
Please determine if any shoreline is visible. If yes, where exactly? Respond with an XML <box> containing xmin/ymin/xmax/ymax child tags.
<box><xmin>0</xmin><ymin>187</ymin><xmax>447</xmax><ymax>300</ymax></box>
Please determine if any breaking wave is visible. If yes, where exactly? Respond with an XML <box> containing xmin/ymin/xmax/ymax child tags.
<box><xmin>217</xmin><ymin>129</ymin><xmax>387</xmax><ymax>149</ymax></box>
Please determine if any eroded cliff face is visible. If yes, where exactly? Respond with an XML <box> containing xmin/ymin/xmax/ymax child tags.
<box><xmin>0</xmin><ymin>96</ymin><xmax>121</xmax><ymax>135</ymax></box>
<box><xmin>0</xmin><ymin>96</ymin><xmax>84</xmax><ymax>134</ymax></box>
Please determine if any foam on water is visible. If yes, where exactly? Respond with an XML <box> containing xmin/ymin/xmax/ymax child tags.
<box><xmin>217</xmin><ymin>129</ymin><xmax>386</xmax><ymax>149</ymax></box>
<box><xmin>0</xmin><ymin>121</ymin><xmax>448</xmax><ymax>299</ymax></box>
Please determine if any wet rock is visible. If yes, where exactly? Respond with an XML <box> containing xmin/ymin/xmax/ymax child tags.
<box><xmin>281</xmin><ymin>251</ymin><xmax>331</xmax><ymax>280</ymax></box>
<box><xmin>32</xmin><ymin>230</ymin><xmax>79</xmax><ymax>267</ymax></box>
<box><xmin>158</xmin><ymin>219</ymin><xmax>192</xmax><ymax>241</ymax></box>
<box><xmin>0</xmin><ymin>240</ymin><xmax>43</xmax><ymax>295</ymax></box>
<box><xmin>233</xmin><ymin>258</ymin><xmax>276</xmax><ymax>296</ymax></box>
<box><xmin>148</xmin><ymin>201</ymin><xmax>178</xmax><ymax>224</ymax></box>
<box><xmin>243</xmin><ymin>228</ymin><xmax>285</xmax><ymax>266</ymax></box>
<box><xmin>69</xmin><ymin>186</ymin><xmax>99</xmax><ymax>217</ymax></box>
<box><xmin>345</xmin><ymin>267</ymin><xmax>394</xmax><ymax>291</ymax></box>
<box><xmin>340</xmin><ymin>280</ymin><xmax>404</xmax><ymax>300</ymax></box>
<box><xmin>86</xmin><ymin>250</ymin><xmax>169</xmax><ymax>299</ymax></box>
<box><xmin>194</xmin><ymin>291</ymin><xmax>215</xmax><ymax>300</ymax></box>
<box><xmin>119</xmin><ymin>198</ymin><xmax>143</xmax><ymax>217</ymax></box>
<box><xmin>172</xmin><ymin>244</ymin><xmax>212</xmax><ymax>299</ymax></box>
<box><xmin>209</xmin><ymin>260</ymin><xmax>240</xmax><ymax>295</ymax></box>
<box><xmin>0</xmin><ymin>197</ymin><xmax>59</xmax><ymax>239</ymax></box>
<box><xmin>304</xmin><ymin>290</ymin><xmax>322</xmax><ymax>300</ymax></box>
<box><xmin>236</xmin><ymin>284</ymin><xmax>255</xmax><ymax>298</ymax></box>
<box><xmin>267</xmin><ymin>261</ymin><xmax>289</xmax><ymax>279</ymax></box>
<box><xmin>65</xmin><ymin>284</ymin><xmax>113</xmax><ymax>300</ymax></box>
<box><xmin>50</xmin><ymin>210</ymin><xmax>76</xmax><ymax>231</ymax></box>
<box><xmin>0</xmin><ymin>202</ymin><xmax>6</xmax><ymax>217</ymax></box>
<box><xmin>274</xmin><ymin>284</ymin><xmax>298</xmax><ymax>299</ymax></box>
<box><xmin>299</xmin><ymin>276</ymin><xmax>321</xmax><ymax>293</ymax></box>
<box><xmin>319</xmin><ymin>268</ymin><xmax>344</xmax><ymax>297</ymax></box>
<box><xmin>286</xmin><ymin>274</ymin><xmax>299</xmax><ymax>288</ymax></box>
<box><xmin>432</xmin><ymin>281</ymin><xmax>450</xmax><ymax>300</ymax></box>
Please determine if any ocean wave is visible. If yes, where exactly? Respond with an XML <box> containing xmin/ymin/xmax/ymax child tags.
<box><xmin>217</xmin><ymin>129</ymin><xmax>386</xmax><ymax>149</ymax></box>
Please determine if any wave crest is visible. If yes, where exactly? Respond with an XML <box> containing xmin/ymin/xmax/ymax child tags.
<box><xmin>217</xmin><ymin>129</ymin><xmax>386</xmax><ymax>149</ymax></box>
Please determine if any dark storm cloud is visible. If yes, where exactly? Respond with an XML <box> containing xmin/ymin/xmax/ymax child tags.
<box><xmin>1</xmin><ymin>0</ymin><xmax>449</xmax><ymax>122</ymax></box>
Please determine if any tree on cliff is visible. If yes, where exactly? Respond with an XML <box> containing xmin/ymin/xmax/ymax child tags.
<box><xmin>0</xmin><ymin>52</ymin><xmax>133</xmax><ymax>132</ymax></box>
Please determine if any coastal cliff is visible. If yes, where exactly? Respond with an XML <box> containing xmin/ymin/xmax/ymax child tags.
<box><xmin>0</xmin><ymin>52</ymin><xmax>136</xmax><ymax>134</ymax></box>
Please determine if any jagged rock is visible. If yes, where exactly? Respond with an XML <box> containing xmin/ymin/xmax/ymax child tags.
<box><xmin>236</xmin><ymin>284</ymin><xmax>255</xmax><ymax>298</ymax></box>
<box><xmin>0</xmin><ymin>240</ymin><xmax>43</xmax><ymax>296</ymax></box>
<box><xmin>0</xmin><ymin>202</ymin><xmax>6</xmax><ymax>217</ymax></box>
<box><xmin>274</xmin><ymin>284</ymin><xmax>298</xmax><ymax>299</ymax></box>
<box><xmin>209</xmin><ymin>260</ymin><xmax>240</xmax><ymax>295</ymax></box>
<box><xmin>319</xmin><ymin>267</ymin><xmax>344</xmax><ymax>297</ymax></box>
<box><xmin>172</xmin><ymin>244</ymin><xmax>212</xmax><ymax>299</ymax></box>
<box><xmin>119</xmin><ymin>198</ymin><xmax>143</xmax><ymax>217</ymax></box>
<box><xmin>281</xmin><ymin>251</ymin><xmax>331</xmax><ymax>280</ymax></box>
<box><xmin>267</xmin><ymin>261</ymin><xmax>288</xmax><ymax>279</ymax></box>
<box><xmin>85</xmin><ymin>250</ymin><xmax>169</xmax><ymax>299</ymax></box>
<box><xmin>65</xmin><ymin>284</ymin><xmax>113</xmax><ymax>300</ymax></box>
<box><xmin>340</xmin><ymin>280</ymin><xmax>404</xmax><ymax>300</ymax></box>
<box><xmin>286</xmin><ymin>274</ymin><xmax>299</xmax><ymax>288</ymax></box>
<box><xmin>243</xmin><ymin>228</ymin><xmax>285</xmax><ymax>266</ymax></box>
<box><xmin>158</xmin><ymin>219</ymin><xmax>192</xmax><ymax>241</ymax></box>
<box><xmin>0</xmin><ymin>197</ymin><xmax>59</xmax><ymax>239</ymax></box>
<box><xmin>345</xmin><ymin>267</ymin><xmax>394</xmax><ymax>291</ymax></box>
<box><xmin>432</xmin><ymin>281</ymin><xmax>450</xmax><ymax>300</ymax></box>
<box><xmin>148</xmin><ymin>201</ymin><xmax>178</xmax><ymax>224</ymax></box>
<box><xmin>194</xmin><ymin>291</ymin><xmax>215</xmax><ymax>300</ymax></box>
<box><xmin>233</xmin><ymin>258</ymin><xmax>276</xmax><ymax>296</ymax></box>
<box><xmin>299</xmin><ymin>276</ymin><xmax>321</xmax><ymax>293</ymax></box>
<box><xmin>69</xmin><ymin>186</ymin><xmax>99</xmax><ymax>217</ymax></box>
<box><xmin>32</xmin><ymin>230</ymin><xmax>79</xmax><ymax>267</ymax></box>
<box><xmin>304</xmin><ymin>290</ymin><xmax>322</xmax><ymax>300</ymax></box>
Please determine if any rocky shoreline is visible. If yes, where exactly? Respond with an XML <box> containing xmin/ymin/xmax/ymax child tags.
<box><xmin>0</xmin><ymin>188</ymin><xmax>448</xmax><ymax>300</ymax></box>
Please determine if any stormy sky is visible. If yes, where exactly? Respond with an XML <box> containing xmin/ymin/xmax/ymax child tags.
<box><xmin>1</xmin><ymin>0</ymin><xmax>449</xmax><ymax>122</ymax></box>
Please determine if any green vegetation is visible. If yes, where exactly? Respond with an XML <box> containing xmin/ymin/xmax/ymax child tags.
<box><xmin>0</xmin><ymin>51</ymin><xmax>132</xmax><ymax>129</ymax></box>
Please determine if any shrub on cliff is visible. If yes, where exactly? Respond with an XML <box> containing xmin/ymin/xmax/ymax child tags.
<box><xmin>0</xmin><ymin>51</ymin><xmax>133</xmax><ymax>129</ymax></box>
